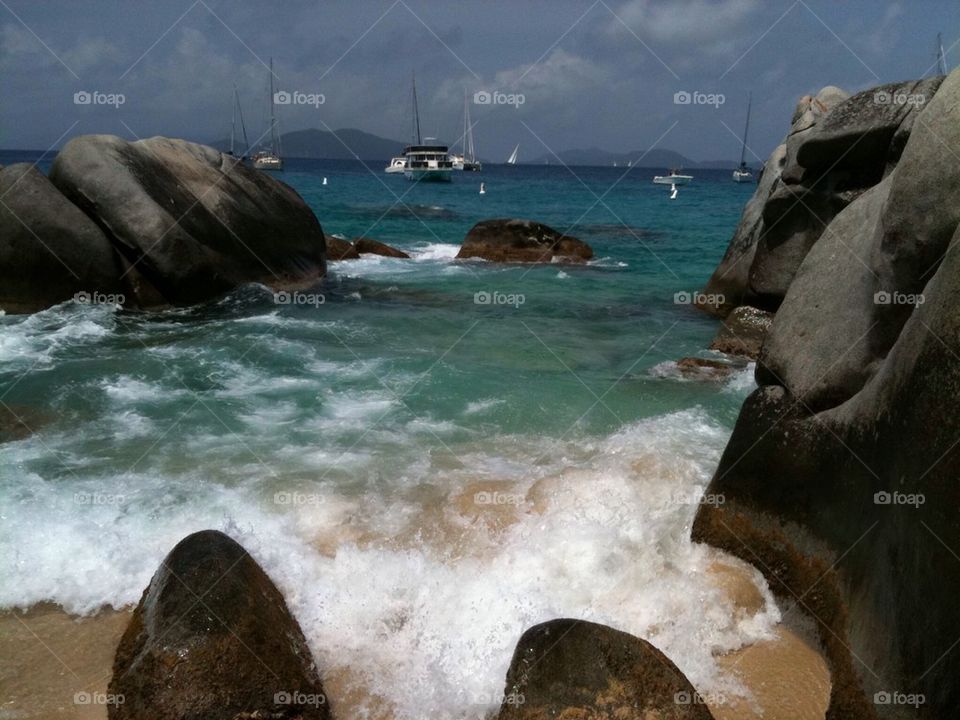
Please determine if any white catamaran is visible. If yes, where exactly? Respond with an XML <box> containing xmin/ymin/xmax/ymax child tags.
<box><xmin>253</xmin><ymin>57</ymin><xmax>283</xmax><ymax>171</ymax></box>
<box><xmin>733</xmin><ymin>93</ymin><xmax>753</xmax><ymax>183</ymax></box>
<box><xmin>506</xmin><ymin>144</ymin><xmax>519</xmax><ymax>165</ymax></box>
<box><xmin>402</xmin><ymin>73</ymin><xmax>452</xmax><ymax>182</ymax></box>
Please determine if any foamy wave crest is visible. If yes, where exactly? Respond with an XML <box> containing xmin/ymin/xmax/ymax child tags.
<box><xmin>0</xmin><ymin>301</ymin><xmax>117</xmax><ymax>366</ymax></box>
<box><xmin>411</xmin><ymin>243</ymin><xmax>460</xmax><ymax>261</ymax></box>
<box><xmin>0</xmin><ymin>409</ymin><xmax>778</xmax><ymax>719</ymax></box>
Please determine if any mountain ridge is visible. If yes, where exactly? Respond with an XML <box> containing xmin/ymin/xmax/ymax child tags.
<box><xmin>209</xmin><ymin>128</ymin><xmax>759</xmax><ymax>168</ymax></box>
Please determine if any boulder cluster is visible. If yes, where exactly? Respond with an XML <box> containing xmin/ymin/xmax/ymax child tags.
<box><xmin>108</xmin><ymin>531</ymin><xmax>712</xmax><ymax>719</ymax></box>
<box><xmin>693</xmin><ymin>69</ymin><xmax>960</xmax><ymax>718</ymax></box>
<box><xmin>0</xmin><ymin>135</ymin><xmax>328</xmax><ymax>313</ymax></box>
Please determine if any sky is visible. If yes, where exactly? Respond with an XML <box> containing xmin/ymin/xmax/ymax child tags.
<box><xmin>0</xmin><ymin>0</ymin><xmax>956</xmax><ymax>163</ymax></box>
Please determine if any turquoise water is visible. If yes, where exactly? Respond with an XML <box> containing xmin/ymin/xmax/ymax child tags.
<box><xmin>0</xmin><ymin>155</ymin><xmax>775</xmax><ymax>718</ymax></box>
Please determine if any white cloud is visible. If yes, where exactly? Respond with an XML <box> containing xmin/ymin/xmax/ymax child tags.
<box><xmin>610</xmin><ymin>0</ymin><xmax>762</xmax><ymax>44</ymax></box>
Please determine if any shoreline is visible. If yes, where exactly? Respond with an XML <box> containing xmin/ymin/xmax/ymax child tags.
<box><xmin>1</xmin><ymin>554</ymin><xmax>829</xmax><ymax>720</ymax></box>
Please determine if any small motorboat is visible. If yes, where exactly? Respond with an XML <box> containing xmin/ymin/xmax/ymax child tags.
<box><xmin>653</xmin><ymin>169</ymin><xmax>693</xmax><ymax>185</ymax></box>
<box><xmin>385</xmin><ymin>156</ymin><xmax>407</xmax><ymax>174</ymax></box>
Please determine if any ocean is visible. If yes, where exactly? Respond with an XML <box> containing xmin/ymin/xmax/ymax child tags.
<box><xmin>0</xmin><ymin>155</ymin><xmax>780</xmax><ymax>718</ymax></box>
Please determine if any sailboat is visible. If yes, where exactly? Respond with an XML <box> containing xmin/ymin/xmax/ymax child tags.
<box><xmin>936</xmin><ymin>33</ymin><xmax>948</xmax><ymax>75</ymax></box>
<box><xmin>401</xmin><ymin>73</ymin><xmax>453</xmax><ymax>182</ymax></box>
<box><xmin>450</xmin><ymin>90</ymin><xmax>482</xmax><ymax>171</ymax></box>
<box><xmin>732</xmin><ymin>93</ymin><xmax>753</xmax><ymax>183</ymax></box>
<box><xmin>228</xmin><ymin>84</ymin><xmax>250</xmax><ymax>161</ymax></box>
<box><xmin>253</xmin><ymin>57</ymin><xmax>283</xmax><ymax>171</ymax></box>
<box><xmin>506</xmin><ymin>144</ymin><xmax>519</xmax><ymax>165</ymax></box>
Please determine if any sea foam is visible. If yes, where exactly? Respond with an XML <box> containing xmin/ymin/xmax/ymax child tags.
<box><xmin>0</xmin><ymin>408</ymin><xmax>779</xmax><ymax>720</ymax></box>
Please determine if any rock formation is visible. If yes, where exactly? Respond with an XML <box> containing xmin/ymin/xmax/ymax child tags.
<box><xmin>693</xmin><ymin>70</ymin><xmax>959</xmax><ymax>718</ymax></box>
<box><xmin>497</xmin><ymin>619</ymin><xmax>713</xmax><ymax>719</ymax></box>
<box><xmin>457</xmin><ymin>219</ymin><xmax>593</xmax><ymax>263</ymax></box>
<box><xmin>108</xmin><ymin>530</ymin><xmax>330</xmax><ymax>720</ymax></box>
<box><xmin>0</xmin><ymin>164</ymin><xmax>124</xmax><ymax>313</ymax></box>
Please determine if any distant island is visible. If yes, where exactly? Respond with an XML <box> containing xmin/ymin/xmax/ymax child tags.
<box><xmin>208</xmin><ymin>127</ymin><xmax>759</xmax><ymax>169</ymax></box>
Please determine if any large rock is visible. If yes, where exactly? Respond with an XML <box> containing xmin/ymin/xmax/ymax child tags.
<box><xmin>758</xmin><ymin>68</ymin><xmax>960</xmax><ymax>410</ymax></box>
<box><xmin>497</xmin><ymin>619</ymin><xmax>713</xmax><ymax>719</ymax></box>
<box><xmin>694</xmin><ymin>67</ymin><xmax>960</xmax><ymax>719</ymax></box>
<box><xmin>755</xmin><ymin>177</ymin><xmax>893</xmax><ymax>408</ymax></box>
<box><xmin>796</xmin><ymin>77</ymin><xmax>943</xmax><ymax>181</ymax></box>
<box><xmin>698</xmin><ymin>86</ymin><xmax>849</xmax><ymax>316</ymax></box>
<box><xmin>748</xmin><ymin>80</ymin><xmax>942</xmax><ymax>308</ymax></box>
<box><xmin>50</xmin><ymin>135</ymin><xmax>326</xmax><ymax>306</ymax></box>
<box><xmin>457</xmin><ymin>219</ymin><xmax>593</xmax><ymax>263</ymax></box>
<box><xmin>747</xmin><ymin>184</ymin><xmax>853</xmax><ymax>304</ymax></box>
<box><xmin>108</xmin><ymin>530</ymin><xmax>330</xmax><ymax>720</ymax></box>
<box><xmin>0</xmin><ymin>164</ymin><xmax>124</xmax><ymax>313</ymax></box>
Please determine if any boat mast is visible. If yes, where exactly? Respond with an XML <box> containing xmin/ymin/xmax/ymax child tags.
<box><xmin>237</xmin><ymin>87</ymin><xmax>250</xmax><ymax>158</ymax></box>
<box><xmin>465</xmin><ymin>93</ymin><xmax>476</xmax><ymax>162</ymax></box>
<box><xmin>411</xmin><ymin>72</ymin><xmax>422</xmax><ymax>145</ymax></box>
<box><xmin>269</xmin><ymin>57</ymin><xmax>281</xmax><ymax>157</ymax></box>
<box><xmin>462</xmin><ymin>89</ymin><xmax>468</xmax><ymax>156</ymax></box>
<box><xmin>937</xmin><ymin>33</ymin><xmax>948</xmax><ymax>75</ymax></box>
<box><xmin>230</xmin><ymin>87</ymin><xmax>236</xmax><ymax>156</ymax></box>
<box><xmin>739</xmin><ymin>92</ymin><xmax>752</xmax><ymax>169</ymax></box>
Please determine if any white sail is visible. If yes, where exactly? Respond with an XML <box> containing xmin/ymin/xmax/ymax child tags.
<box><xmin>506</xmin><ymin>144</ymin><xmax>519</xmax><ymax>165</ymax></box>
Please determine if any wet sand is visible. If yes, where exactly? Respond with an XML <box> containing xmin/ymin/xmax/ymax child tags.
<box><xmin>0</xmin><ymin>604</ymin><xmax>128</xmax><ymax>719</ymax></box>
<box><xmin>0</xmin><ymin>575</ymin><xmax>829</xmax><ymax>720</ymax></box>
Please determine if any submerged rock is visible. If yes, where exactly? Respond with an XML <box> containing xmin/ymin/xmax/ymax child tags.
<box><xmin>324</xmin><ymin>234</ymin><xmax>361</xmax><ymax>260</ymax></box>
<box><xmin>0</xmin><ymin>164</ymin><xmax>124</xmax><ymax>314</ymax></box>
<box><xmin>674</xmin><ymin>356</ymin><xmax>746</xmax><ymax>381</ymax></box>
<box><xmin>497</xmin><ymin>619</ymin><xmax>713</xmax><ymax>719</ymax></box>
<box><xmin>457</xmin><ymin>219</ymin><xmax>593</xmax><ymax>263</ymax></box>
<box><xmin>50</xmin><ymin>135</ymin><xmax>327</xmax><ymax>307</ymax></box>
<box><xmin>709</xmin><ymin>305</ymin><xmax>773</xmax><ymax>360</ymax></box>
<box><xmin>108</xmin><ymin>530</ymin><xmax>330</xmax><ymax>720</ymax></box>
<box><xmin>352</xmin><ymin>237</ymin><xmax>410</xmax><ymax>258</ymax></box>
<box><xmin>0</xmin><ymin>403</ymin><xmax>54</xmax><ymax>442</ymax></box>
